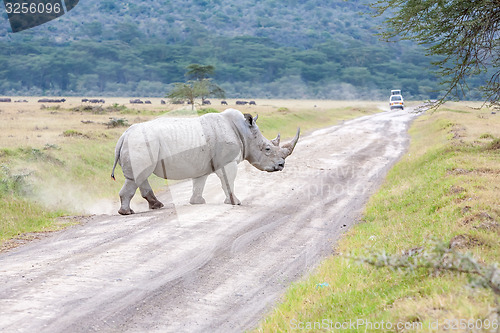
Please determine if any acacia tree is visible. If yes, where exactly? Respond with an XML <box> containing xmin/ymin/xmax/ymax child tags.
<box><xmin>185</xmin><ymin>64</ymin><xmax>215</xmax><ymax>81</ymax></box>
<box><xmin>167</xmin><ymin>78</ymin><xmax>225</xmax><ymax>110</ymax></box>
<box><xmin>371</xmin><ymin>0</ymin><xmax>499</xmax><ymax>105</ymax></box>
<box><xmin>167</xmin><ymin>81</ymin><xmax>200</xmax><ymax>110</ymax></box>
<box><xmin>184</xmin><ymin>64</ymin><xmax>224</xmax><ymax>103</ymax></box>
<box><xmin>167</xmin><ymin>64</ymin><xmax>225</xmax><ymax>108</ymax></box>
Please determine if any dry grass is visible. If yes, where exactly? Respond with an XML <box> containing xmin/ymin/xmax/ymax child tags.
<box><xmin>0</xmin><ymin>98</ymin><xmax>385</xmax><ymax>148</ymax></box>
<box><xmin>0</xmin><ymin>99</ymin><xmax>152</xmax><ymax>149</ymax></box>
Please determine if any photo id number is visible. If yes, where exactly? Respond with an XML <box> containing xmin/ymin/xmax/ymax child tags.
<box><xmin>5</xmin><ymin>2</ymin><xmax>62</xmax><ymax>14</ymax></box>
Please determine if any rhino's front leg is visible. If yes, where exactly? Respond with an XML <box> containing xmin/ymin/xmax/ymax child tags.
<box><xmin>190</xmin><ymin>175</ymin><xmax>208</xmax><ymax>204</ymax></box>
<box><xmin>139</xmin><ymin>179</ymin><xmax>164</xmax><ymax>210</ymax></box>
<box><xmin>215</xmin><ymin>161</ymin><xmax>241</xmax><ymax>205</ymax></box>
<box><xmin>118</xmin><ymin>178</ymin><xmax>138</xmax><ymax>215</ymax></box>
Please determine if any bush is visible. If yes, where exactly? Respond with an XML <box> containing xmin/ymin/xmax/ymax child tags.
<box><xmin>480</xmin><ymin>133</ymin><xmax>495</xmax><ymax>139</ymax></box>
<box><xmin>105</xmin><ymin>117</ymin><xmax>129</xmax><ymax>128</ymax></box>
<box><xmin>0</xmin><ymin>165</ymin><xmax>33</xmax><ymax>197</ymax></box>
<box><xmin>487</xmin><ymin>138</ymin><xmax>500</xmax><ymax>150</ymax></box>
<box><xmin>63</xmin><ymin>129</ymin><xmax>85</xmax><ymax>137</ymax></box>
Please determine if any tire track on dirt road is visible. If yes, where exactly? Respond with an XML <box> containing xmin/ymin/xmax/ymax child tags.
<box><xmin>0</xmin><ymin>108</ymin><xmax>420</xmax><ymax>332</ymax></box>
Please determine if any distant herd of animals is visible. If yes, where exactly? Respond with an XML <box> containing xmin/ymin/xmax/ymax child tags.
<box><xmin>0</xmin><ymin>98</ymin><xmax>28</xmax><ymax>103</ymax></box>
<box><xmin>135</xmin><ymin>99</ymin><xmax>257</xmax><ymax>106</ymax></box>
<box><xmin>0</xmin><ymin>98</ymin><xmax>257</xmax><ymax>106</ymax></box>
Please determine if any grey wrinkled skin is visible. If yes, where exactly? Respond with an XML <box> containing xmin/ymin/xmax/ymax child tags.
<box><xmin>111</xmin><ymin>109</ymin><xmax>300</xmax><ymax>215</ymax></box>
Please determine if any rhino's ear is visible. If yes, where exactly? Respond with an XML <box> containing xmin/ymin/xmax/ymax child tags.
<box><xmin>244</xmin><ymin>113</ymin><xmax>257</xmax><ymax>127</ymax></box>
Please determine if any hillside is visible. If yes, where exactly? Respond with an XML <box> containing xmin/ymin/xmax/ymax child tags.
<box><xmin>0</xmin><ymin>0</ymin><xmax>481</xmax><ymax>99</ymax></box>
<box><xmin>1</xmin><ymin>0</ymin><xmax>383</xmax><ymax>46</ymax></box>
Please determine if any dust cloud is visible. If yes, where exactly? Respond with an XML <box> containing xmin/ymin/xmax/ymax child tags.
<box><xmin>31</xmin><ymin>177</ymin><xmax>117</xmax><ymax>215</ymax></box>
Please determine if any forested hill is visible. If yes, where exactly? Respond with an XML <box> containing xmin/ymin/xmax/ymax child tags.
<box><xmin>1</xmin><ymin>0</ymin><xmax>382</xmax><ymax>46</ymax></box>
<box><xmin>0</xmin><ymin>0</ymin><xmax>483</xmax><ymax>99</ymax></box>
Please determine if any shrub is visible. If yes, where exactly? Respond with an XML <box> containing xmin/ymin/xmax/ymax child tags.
<box><xmin>63</xmin><ymin>129</ymin><xmax>85</xmax><ymax>137</ymax></box>
<box><xmin>105</xmin><ymin>117</ymin><xmax>129</xmax><ymax>128</ymax></box>
<box><xmin>487</xmin><ymin>138</ymin><xmax>500</xmax><ymax>150</ymax></box>
<box><xmin>480</xmin><ymin>133</ymin><xmax>495</xmax><ymax>139</ymax></box>
<box><xmin>0</xmin><ymin>165</ymin><xmax>33</xmax><ymax>197</ymax></box>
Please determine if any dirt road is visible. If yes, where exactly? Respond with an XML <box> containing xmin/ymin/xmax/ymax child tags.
<box><xmin>0</xmin><ymin>108</ymin><xmax>418</xmax><ymax>332</ymax></box>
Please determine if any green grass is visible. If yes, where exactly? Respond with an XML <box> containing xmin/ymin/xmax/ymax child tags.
<box><xmin>0</xmin><ymin>197</ymin><xmax>68</xmax><ymax>243</ymax></box>
<box><xmin>63</xmin><ymin>129</ymin><xmax>86</xmax><ymax>137</ymax></box>
<box><xmin>255</xmin><ymin>107</ymin><xmax>499</xmax><ymax>332</ymax></box>
<box><xmin>197</xmin><ymin>107</ymin><xmax>220</xmax><ymax>115</ymax></box>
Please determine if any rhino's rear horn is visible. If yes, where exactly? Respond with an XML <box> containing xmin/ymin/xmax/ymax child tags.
<box><xmin>271</xmin><ymin>133</ymin><xmax>281</xmax><ymax>146</ymax></box>
<box><xmin>281</xmin><ymin>127</ymin><xmax>300</xmax><ymax>158</ymax></box>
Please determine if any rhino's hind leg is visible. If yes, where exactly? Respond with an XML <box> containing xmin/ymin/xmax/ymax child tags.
<box><xmin>119</xmin><ymin>179</ymin><xmax>138</xmax><ymax>215</ymax></box>
<box><xmin>190</xmin><ymin>175</ymin><xmax>208</xmax><ymax>204</ymax></box>
<box><xmin>139</xmin><ymin>179</ymin><xmax>164</xmax><ymax>210</ymax></box>
<box><xmin>215</xmin><ymin>161</ymin><xmax>241</xmax><ymax>205</ymax></box>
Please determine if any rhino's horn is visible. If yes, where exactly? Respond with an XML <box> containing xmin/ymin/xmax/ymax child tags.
<box><xmin>281</xmin><ymin>128</ymin><xmax>300</xmax><ymax>158</ymax></box>
<box><xmin>271</xmin><ymin>133</ymin><xmax>281</xmax><ymax>146</ymax></box>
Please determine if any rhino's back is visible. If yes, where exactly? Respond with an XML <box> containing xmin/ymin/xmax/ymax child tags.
<box><xmin>123</xmin><ymin>115</ymin><xmax>240</xmax><ymax>181</ymax></box>
<box><xmin>149</xmin><ymin>117</ymin><xmax>209</xmax><ymax>156</ymax></box>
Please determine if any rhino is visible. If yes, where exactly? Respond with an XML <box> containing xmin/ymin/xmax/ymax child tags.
<box><xmin>111</xmin><ymin>108</ymin><xmax>300</xmax><ymax>215</ymax></box>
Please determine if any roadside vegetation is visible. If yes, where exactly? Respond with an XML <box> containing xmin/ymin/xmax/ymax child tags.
<box><xmin>0</xmin><ymin>100</ymin><xmax>381</xmax><ymax>249</ymax></box>
<box><xmin>256</xmin><ymin>103</ymin><xmax>500</xmax><ymax>332</ymax></box>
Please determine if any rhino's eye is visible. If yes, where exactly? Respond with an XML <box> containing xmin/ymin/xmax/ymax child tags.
<box><xmin>265</xmin><ymin>146</ymin><xmax>271</xmax><ymax>152</ymax></box>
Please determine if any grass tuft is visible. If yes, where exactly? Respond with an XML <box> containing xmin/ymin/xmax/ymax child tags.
<box><xmin>487</xmin><ymin>138</ymin><xmax>500</xmax><ymax>150</ymax></box>
<box><xmin>63</xmin><ymin>129</ymin><xmax>86</xmax><ymax>137</ymax></box>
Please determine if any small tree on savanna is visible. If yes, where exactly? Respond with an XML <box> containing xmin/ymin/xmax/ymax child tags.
<box><xmin>167</xmin><ymin>64</ymin><xmax>225</xmax><ymax>109</ymax></box>
<box><xmin>372</xmin><ymin>0</ymin><xmax>499</xmax><ymax>106</ymax></box>
<box><xmin>185</xmin><ymin>64</ymin><xmax>215</xmax><ymax>81</ymax></box>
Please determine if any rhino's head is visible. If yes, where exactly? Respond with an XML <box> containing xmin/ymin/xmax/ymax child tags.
<box><xmin>242</xmin><ymin>113</ymin><xmax>300</xmax><ymax>172</ymax></box>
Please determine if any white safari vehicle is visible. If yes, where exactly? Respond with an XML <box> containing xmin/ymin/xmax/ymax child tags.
<box><xmin>389</xmin><ymin>90</ymin><xmax>404</xmax><ymax>110</ymax></box>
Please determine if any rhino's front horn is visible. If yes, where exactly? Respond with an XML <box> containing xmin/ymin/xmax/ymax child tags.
<box><xmin>271</xmin><ymin>133</ymin><xmax>281</xmax><ymax>146</ymax></box>
<box><xmin>281</xmin><ymin>128</ymin><xmax>300</xmax><ymax>158</ymax></box>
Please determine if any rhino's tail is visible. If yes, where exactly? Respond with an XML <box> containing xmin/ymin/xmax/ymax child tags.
<box><xmin>111</xmin><ymin>134</ymin><xmax>125</xmax><ymax>181</ymax></box>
